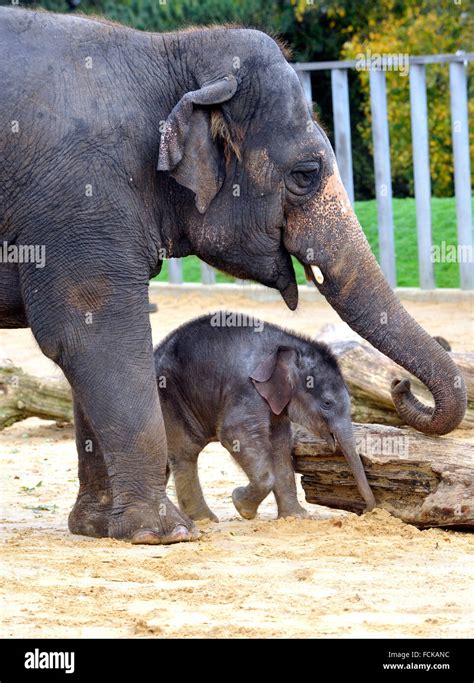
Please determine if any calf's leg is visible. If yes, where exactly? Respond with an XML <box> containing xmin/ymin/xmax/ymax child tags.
<box><xmin>167</xmin><ymin>429</ymin><xmax>217</xmax><ymax>522</ymax></box>
<box><xmin>221</xmin><ymin>415</ymin><xmax>275</xmax><ymax>520</ymax></box>
<box><xmin>270</xmin><ymin>419</ymin><xmax>308</xmax><ymax>518</ymax></box>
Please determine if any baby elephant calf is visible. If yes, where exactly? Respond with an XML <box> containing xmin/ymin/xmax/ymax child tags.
<box><xmin>155</xmin><ymin>313</ymin><xmax>376</xmax><ymax>522</ymax></box>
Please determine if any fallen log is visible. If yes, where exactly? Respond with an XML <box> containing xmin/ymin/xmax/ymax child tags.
<box><xmin>2</xmin><ymin>363</ymin><xmax>473</xmax><ymax>528</ymax></box>
<box><xmin>293</xmin><ymin>423</ymin><xmax>474</xmax><ymax>528</ymax></box>
<box><xmin>0</xmin><ymin>364</ymin><xmax>72</xmax><ymax>429</ymax></box>
<box><xmin>1</xmin><ymin>343</ymin><xmax>473</xmax><ymax>431</ymax></box>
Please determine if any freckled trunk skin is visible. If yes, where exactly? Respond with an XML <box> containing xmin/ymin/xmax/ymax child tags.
<box><xmin>285</xmin><ymin>167</ymin><xmax>467</xmax><ymax>436</ymax></box>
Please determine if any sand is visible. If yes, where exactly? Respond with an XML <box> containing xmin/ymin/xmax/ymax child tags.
<box><xmin>1</xmin><ymin>290</ymin><xmax>473</xmax><ymax>638</ymax></box>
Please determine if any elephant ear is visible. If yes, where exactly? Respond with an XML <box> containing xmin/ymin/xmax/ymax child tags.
<box><xmin>157</xmin><ymin>75</ymin><xmax>238</xmax><ymax>214</ymax></box>
<box><xmin>250</xmin><ymin>347</ymin><xmax>299</xmax><ymax>415</ymax></box>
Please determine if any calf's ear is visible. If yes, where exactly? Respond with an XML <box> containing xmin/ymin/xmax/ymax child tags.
<box><xmin>250</xmin><ymin>347</ymin><xmax>298</xmax><ymax>415</ymax></box>
<box><xmin>157</xmin><ymin>75</ymin><xmax>238</xmax><ymax>214</ymax></box>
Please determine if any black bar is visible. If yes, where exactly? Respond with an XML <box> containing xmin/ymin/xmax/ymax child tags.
<box><xmin>0</xmin><ymin>638</ymin><xmax>471</xmax><ymax>681</ymax></box>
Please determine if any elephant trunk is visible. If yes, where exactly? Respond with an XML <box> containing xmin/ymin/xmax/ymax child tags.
<box><xmin>320</xmin><ymin>248</ymin><xmax>466</xmax><ymax>435</ymax></box>
<box><xmin>287</xmin><ymin>167</ymin><xmax>467</xmax><ymax>436</ymax></box>
<box><xmin>334</xmin><ymin>423</ymin><xmax>376</xmax><ymax>511</ymax></box>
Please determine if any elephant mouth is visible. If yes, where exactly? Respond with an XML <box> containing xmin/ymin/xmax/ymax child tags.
<box><xmin>200</xmin><ymin>245</ymin><xmax>300</xmax><ymax>311</ymax></box>
<box><xmin>323</xmin><ymin>431</ymin><xmax>337</xmax><ymax>452</ymax></box>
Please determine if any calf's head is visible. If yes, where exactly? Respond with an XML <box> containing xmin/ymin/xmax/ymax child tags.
<box><xmin>250</xmin><ymin>344</ymin><xmax>376</xmax><ymax>511</ymax></box>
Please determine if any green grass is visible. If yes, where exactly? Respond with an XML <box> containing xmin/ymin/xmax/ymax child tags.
<box><xmin>153</xmin><ymin>197</ymin><xmax>471</xmax><ymax>288</ymax></box>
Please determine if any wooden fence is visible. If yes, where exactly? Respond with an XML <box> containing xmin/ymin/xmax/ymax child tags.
<box><xmin>167</xmin><ymin>53</ymin><xmax>474</xmax><ymax>290</ymax></box>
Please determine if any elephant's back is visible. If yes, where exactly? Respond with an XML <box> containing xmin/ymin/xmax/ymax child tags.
<box><xmin>0</xmin><ymin>8</ymin><xmax>160</xmax><ymax>227</ymax></box>
<box><xmin>153</xmin><ymin>313</ymin><xmax>309</xmax><ymax>378</ymax></box>
<box><xmin>0</xmin><ymin>9</ymin><xmax>141</xmax><ymax>138</ymax></box>
<box><xmin>0</xmin><ymin>8</ymin><xmax>78</xmax><ymax>87</ymax></box>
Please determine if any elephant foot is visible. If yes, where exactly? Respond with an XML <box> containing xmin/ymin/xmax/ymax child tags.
<box><xmin>277</xmin><ymin>504</ymin><xmax>309</xmax><ymax>519</ymax></box>
<box><xmin>68</xmin><ymin>490</ymin><xmax>112</xmax><ymax>538</ymax></box>
<box><xmin>108</xmin><ymin>497</ymin><xmax>201</xmax><ymax>545</ymax></box>
<box><xmin>232</xmin><ymin>486</ymin><xmax>259</xmax><ymax>520</ymax></box>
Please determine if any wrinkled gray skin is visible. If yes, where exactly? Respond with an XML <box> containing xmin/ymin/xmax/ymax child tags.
<box><xmin>156</xmin><ymin>315</ymin><xmax>375</xmax><ymax>522</ymax></box>
<box><xmin>0</xmin><ymin>9</ymin><xmax>465</xmax><ymax>544</ymax></box>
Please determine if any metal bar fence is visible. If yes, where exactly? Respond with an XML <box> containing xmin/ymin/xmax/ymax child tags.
<box><xmin>450</xmin><ymin>60</ymin><xmax>474</xmax><ymax>290</ymax></box>
<box><xmin>166</xmin><ymin>53</ymin><xmax>473</xmax><ymax>290</ymax></box>
<box><xmin>369</xmin><ymin>68</ymin><xmax>397</xmax><ymax>287</ymax></box>
<box><xmin>409</xmin><ymin>63</ymin><xmax>435</xmax><ymax>289</ymax></box>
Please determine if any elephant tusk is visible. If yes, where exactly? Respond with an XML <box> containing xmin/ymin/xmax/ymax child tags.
<box><xmin>310</xmin><ymin>265</ymin><xmax>324</xmax><ymax>284</ymax></box>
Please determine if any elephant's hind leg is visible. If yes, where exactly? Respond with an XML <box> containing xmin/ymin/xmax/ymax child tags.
<box><xmin>168</xmin><ymin>427</ymin><xmax>217</xmax><ymax>522</ymax></box>
<box><xmin>68</xmin><ymin>397</ymin><xmax>112</xmax><ymax>538</ymax></box>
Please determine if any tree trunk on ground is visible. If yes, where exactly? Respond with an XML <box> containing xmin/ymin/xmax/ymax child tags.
<box><xmin>293</xmin><ymin>423</ymin><xmax>474</xmax><ymax>528</ymax></box>
<box><xmin>1</xmin><ymin>347</ymin><xmax>473</xmax><ymax>432</ymax></box>
<box><xmin>2</xmin><ymin>363</ymin><xmax>473</xmax><ymax>528</ymax></box>
<box><xmin>0</xmin><ymin>364</ymin><xmax>72</xmax><ymax>430</ymax></box>
<box><xmin>2</xmin><ymin>345</ymin><xmax>472</xmax><ymax>431</ymax></box>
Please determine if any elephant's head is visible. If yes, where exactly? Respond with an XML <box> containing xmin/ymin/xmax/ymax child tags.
<box><xmin>250</xmin><ymin>344</ymin><xmax>376</xmax><ymax>510</ymax></box>
<box><xmin>157</xmin><ymin>29</ymin><xmax>467</xmax><ymax>435</ymax></box>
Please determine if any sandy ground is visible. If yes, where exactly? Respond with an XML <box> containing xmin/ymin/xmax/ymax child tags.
<box><xmin>1</xmin><ymin>290</ymin><xmax>473</xmax><ymax>638</ymax></box>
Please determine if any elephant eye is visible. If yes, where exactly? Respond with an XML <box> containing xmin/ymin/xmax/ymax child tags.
<box><xmin>292</xmin><ymin>171</ymin><xmax>314</xmax><ymax>187</ymax></box>
<box><xmin>321</xmin><ymin>397</ymin><xmax>333</xmax><ymax>410</ymax></box>
<box><xmin>286</xmin><ymin>160</ymin><xmax>321</xmax><ymax>198</ymax></box>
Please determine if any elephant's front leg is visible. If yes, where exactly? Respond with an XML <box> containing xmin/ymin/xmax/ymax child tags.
<box><xmin>68</xmin><ymin>397</ymin><xmax>112</xmax><ymax>538</ymax></box>
<box><xmin>220</xmin><ymin>414</ymin><xmax>275</xmax><ymax>520</ymax></box>
<box><xmin>270</xmin><ymin>419</ymin><xmax>308</xmax><ymax>519</ymax></box>
<box><xmin>26</xmin><ymin>275</ymin><xmax>198</xmax><ymax>544</ymax></box>
<box><xmin>67</xmin><ymin>347</ymin><xmax>198</xmax><ymax>543</ymax></box>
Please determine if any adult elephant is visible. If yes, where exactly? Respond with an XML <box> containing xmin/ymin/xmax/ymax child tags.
<box><xmin>0</xmin><ymin>8</ymin><xmax>466</xmax><ymax>543</ymax></box>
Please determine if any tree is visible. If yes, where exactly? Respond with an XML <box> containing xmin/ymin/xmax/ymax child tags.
<box><xmin>341</xmin><ymin>0</ymin><xmax>473</xmax><ymax>197</ymax></box>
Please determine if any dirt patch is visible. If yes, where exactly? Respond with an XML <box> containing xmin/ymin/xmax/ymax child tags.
<box><xmin>1</xmin><ymin>291</ymin><xmax>473</xmax><ymax>638</ymax></box>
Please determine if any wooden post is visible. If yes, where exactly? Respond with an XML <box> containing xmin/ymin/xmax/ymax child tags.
<box><xmin>296</xmin><ymin>70</ymin><xmax>313</xmax><ymax>106</ymax></box>
<box><xmin>200</xmin><ymin>261</ymin><xmax>216</xmax><ymax>285</ymax></box>
<box><xmin>369</xmin><ymin>68</ymin><xmax>396</xmax><ymax>287</ymax></box>
<box><xmin>168</xmin><ymin>258</ymin><xmax>183</xmax><ymax>284</ymax></box>
<box><xmin>449</xmin><ymin>60</ymin><xmax>474</xmax><ymax>290</ymax></box>
<box><xmin>331</xmin><ymin>69</ymin><xmax>354</xmax><ymax>204</ymax></box>
<box><xmin>409</xmin><ymin>64</ymin><xmax>435</xmax><ymax>289</ymax></box>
